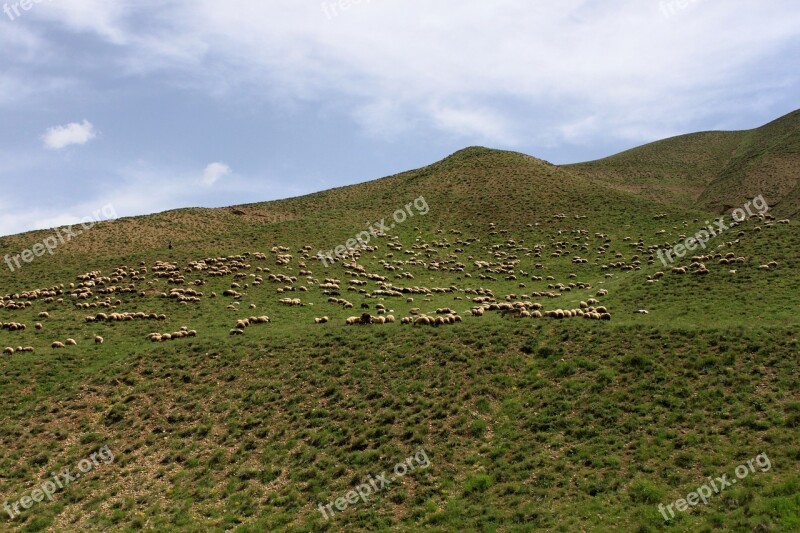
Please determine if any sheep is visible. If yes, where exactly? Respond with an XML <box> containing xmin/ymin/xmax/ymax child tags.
<box><xmin>35</xmin><ymin>323</ymin><xmax>43</xmax><ymax>330</ymax></box>
<box><xmin>65</xmin><ymin>339</ymin><xmax>77</xmax><ymax>346</ymax></box>
<box><xmin>3</xmin><ymin>347</ymin><xmax>14</xmax><ymax>355</ymax></box>
<box><xmin>51</xmin><ymin>341</ymin><xmax>65</xmax><ymax>349</ymax></box>
<box><xmin>94</xmin><ymin>335</ymin><xmax>104</xmax><ymax>344</ymax></box>
<box><xmin>39</xmin><ymin>312</ymin><xmax>49</xmax><ymax>319</ymax></box>
<box><xmin>634</xmin><ymin>310</ymin><xmax>649</xmax><ymax>315</ymax></box>
<box><xmin>314</xmin><ymin>317</ymin><xmax>330</xmax><ymax>324</ymax></box>
<box><xmin>385</xmin><ymin>315</ymin><xmax>395</xmax><ymax>323</ymax></box>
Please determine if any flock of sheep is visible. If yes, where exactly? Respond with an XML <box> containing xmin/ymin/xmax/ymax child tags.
<box><xmin>0</xmin><ymin>208</ymin><xmax>790</xmax><ymax>356</ymax></box>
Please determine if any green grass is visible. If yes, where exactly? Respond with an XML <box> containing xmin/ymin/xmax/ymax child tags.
<box><xmin>0</xmin><ymin>145</ymin><xmax>798</xmax><ymax>531</ymax></box>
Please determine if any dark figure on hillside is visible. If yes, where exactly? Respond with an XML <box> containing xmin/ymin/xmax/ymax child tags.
<box><xmin>360</xmin><ymin>313</ymin><xmax>372</xmax><ymax>325</ymax></box>
<box><xmin>361</xmin><ymin>303</ymin><xmax>370</xmax><ymax>309</ymax></box>
<box><xmin>168</xmin><ymin>241</ymin><xmax>173</xmax><ymax>250</ymax></box>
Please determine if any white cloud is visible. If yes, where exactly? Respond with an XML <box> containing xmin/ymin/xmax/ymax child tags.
<box><xmin>42</xmin><ymin>120</ymin><xmax>97</xmax><ymax>150</ymax></box>
<box><xmin>12</xmin><ymin>1</ymin><xmax>800</xmax><ymax>148</ymax></box>
<box><xmin>201</xmin><ymin>162</ymin><xmax>232</xmax><ymax>187</ymax></box>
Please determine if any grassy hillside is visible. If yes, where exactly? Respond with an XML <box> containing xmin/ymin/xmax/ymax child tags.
<box><xmin>0</xmin><ymin>144</ymin><xmax>798</xmax><ymax>532</ymax></box>
<box><xmin>566</xmin><ymin>109</ymin><xmax>800</xmax><ymax>217</ymax></box>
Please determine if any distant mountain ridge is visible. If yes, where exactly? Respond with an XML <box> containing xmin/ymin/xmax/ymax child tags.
<box><xmin>1</xmin><ymin>109</ymin><xmax>797</xmax><ymax>265</ymax></box>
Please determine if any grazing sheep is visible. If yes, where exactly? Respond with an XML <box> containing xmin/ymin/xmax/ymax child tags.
<box><xmin>65</xmin><ymin>339</ymin><xmax>77</xmax><ymax>346</ymax></box>
<box><xmin>51</xmin><ymin>341</ymin><xmax>65</xmax><ymax>349</ymax></box>
<box><xmin>3</xmin><ymin>347</ymin><xmax>14</xmax><ymax>355</ymax></box>
<box><xmin>35</xmin><ymin>323</ymin><xmax>43</xmax><ymax>330</ymax></box>
<box><xmin>385</xmin><ymin>315</ymin><xmax>395</xmax><ymax>323</ymax></box>
<box><xmin>634</xmin><ymin>310</ymin><xmax>649</xmax><ymax>315</ymax></box>
<box><xmin>314</xmin><ymin>317</ymin><xmax>330</xmax><ymax>324</ymax></box>
<box><xmin>39</xmin><ymin>312</ymin><xmax>49</xmax><ymax>319</ymax></box>
<box><xmin>94</xmin><ymin>335</ymin><xmax>104</xmax><ymax>344</ymax></box>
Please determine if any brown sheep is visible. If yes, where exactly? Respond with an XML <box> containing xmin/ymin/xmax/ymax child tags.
<box><xmin>94</xmin><ymin>336</ymin><xmax>104</xmax><ymax>344</ymax></box>
<box><xmin>51</xmin><ymin>342</ymin><xmax>65</xmax><ymax>349</ymax></box>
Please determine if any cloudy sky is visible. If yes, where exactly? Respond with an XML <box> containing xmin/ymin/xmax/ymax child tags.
<box><xmin>0</xmin><ymin>0</ymin><xmax>798</xmax><ymax>237</ymax></box>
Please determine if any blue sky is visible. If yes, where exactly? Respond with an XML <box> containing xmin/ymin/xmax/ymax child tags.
<box><xmin>0</xmin><ymin>0</ymin><xmax>798</xmax><ymax>237</ymax></box>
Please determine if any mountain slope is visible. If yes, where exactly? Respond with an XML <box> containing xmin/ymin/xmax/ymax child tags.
<box><xmin>565</xmin><ymin>109</ymin><xmax>800</xmax><ymax>216</ymax></box>
<box><xmin>0</xmin><ymin>128</ymin><xmax>797</xmax><ymax>532</ymax></box>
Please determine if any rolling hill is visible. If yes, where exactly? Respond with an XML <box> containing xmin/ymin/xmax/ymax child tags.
<box><xmin>0</xmin><ymin>115</ymin><xmax>798</xmax><ymax>532</ymax></box>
